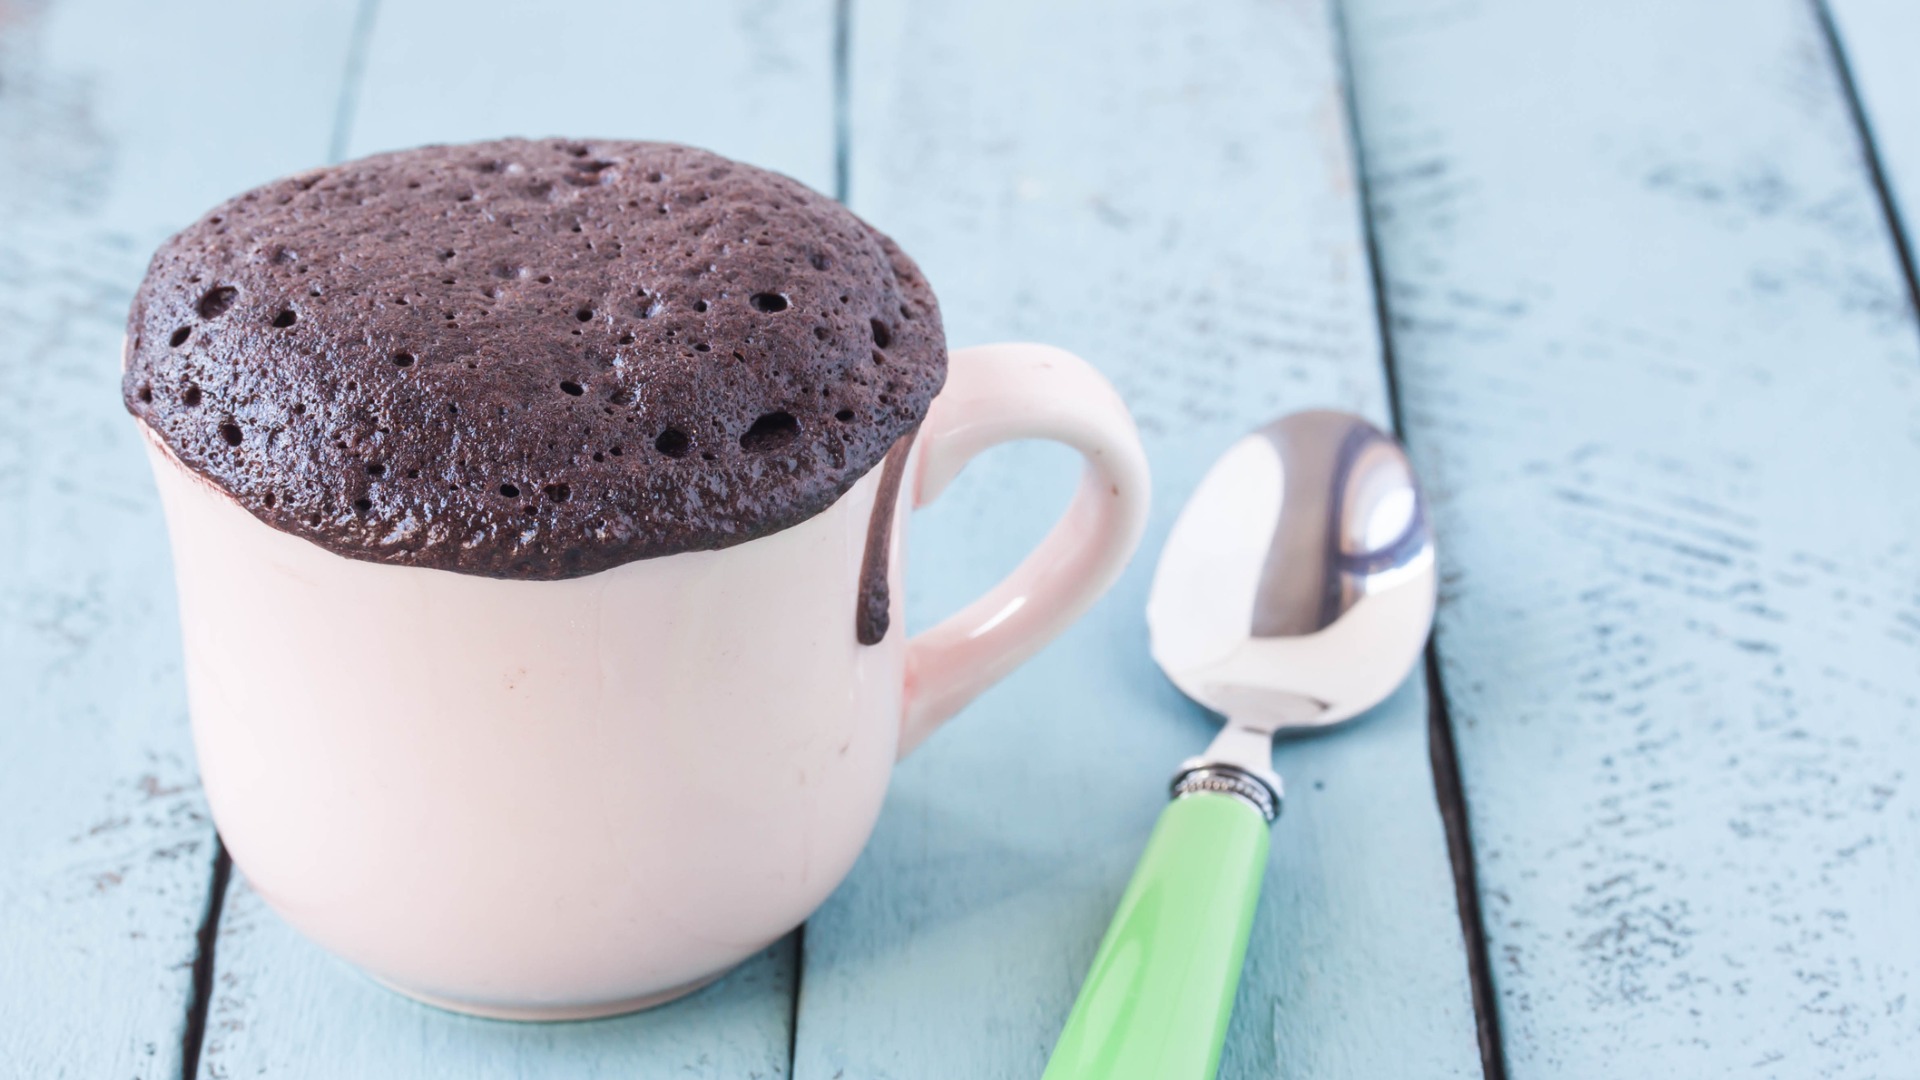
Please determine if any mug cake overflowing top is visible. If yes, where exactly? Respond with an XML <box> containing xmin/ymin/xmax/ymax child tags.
<box><xmin>124</xmin><ymin>139</ymin><xmax>945</xmax><ymax>578</ymax></box>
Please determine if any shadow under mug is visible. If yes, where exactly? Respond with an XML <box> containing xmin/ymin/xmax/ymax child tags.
<box><xmin>146</xmin><ymin>342</ymin><xmax>1150</xmax><ymax>1019</ymax></box>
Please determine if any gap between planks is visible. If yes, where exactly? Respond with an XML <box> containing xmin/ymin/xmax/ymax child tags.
<box><xmin>328</xmin><ymin>0</ymin><xmax>384</xmax><ymax>166</ymax></box>
<box><xmin>1811</xmin><ymin>0</ymin><xmax>1920</xmax><ymax>335</ymax></box>
<box><xmin>181</xmin><ymin>5</ymin><xmax>381</xmax><ymax>1072</ymax></box>
<box><xmin>1331</xmin><ymin>1</ymin><xmax>1509</xmax><ymax>1075</ymax></box>
<box><xmin>179</xmin><ymin>840</ymin><xmax>232</xmax><ymax>1080</ymax></box>
<box><xmin>787</xmin><ymin>0</ymin><xmax>853</xmax><ymax>1063</ymax></box>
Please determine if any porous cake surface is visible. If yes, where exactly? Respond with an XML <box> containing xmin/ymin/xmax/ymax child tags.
<box><xmin>124</xmin><ymin>139</ymin><xmax>945</xmax><ymax>577</ymax></box>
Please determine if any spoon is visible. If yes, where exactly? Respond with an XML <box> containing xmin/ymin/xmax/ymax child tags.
<box><xmin>1042</xmin><ymin>409</ymin><xmax>1436</xmax><ymax>1080</ymax></box>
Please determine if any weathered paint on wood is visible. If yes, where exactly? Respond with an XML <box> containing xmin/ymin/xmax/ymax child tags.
<box><xmin>1828</xmin><ymin>0</ymin><xmax>1920</xmax><ymax>265</ymax></box>
<box><xmin>1344</xmin><ymin>0</ymin><xmax>1920</xmax><ymax>1075</ymax></box>
<box><xmin>791</xmin><ymin>1</ymin><xmax>1483</xmax><ymax>1076</ymax></box>
<box><xmin>192</xmin><ymin>1</ymin><xmax>835</xmax><ymax>1075</ymax></box>
<box><xmin>0</xmin><ymin>1</ymin><xmax>360</xmax><ymax>1074</ymax></box>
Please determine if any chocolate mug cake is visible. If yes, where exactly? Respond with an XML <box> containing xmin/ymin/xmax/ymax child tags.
<box><xmin>130</xmin><ymin>139</ymin><xmax>1149</xmax><ymax>1018</ymax></box>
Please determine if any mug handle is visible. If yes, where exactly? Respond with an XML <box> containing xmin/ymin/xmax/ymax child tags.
<box><xmin>898</xmin><ymin>343</ymin><xmax>1151</xmax><ymax>758</ymax></box>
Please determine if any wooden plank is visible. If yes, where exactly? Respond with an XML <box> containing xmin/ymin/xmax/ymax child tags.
<box><xmin>793</xmin><ymin>1</ymin><xmax>1484</xmax><ymax>1076</ymax></box>
<box><xmin>344</xmin><ymin>0</ymin><xmax>837</xmax><ymax>193</ymax></box>
<box><xmin>1342</xmin><ymin>0</ymin><xmax>1920</xmax><ymax>1075</ymax></box>
<box><xmin>194</xmin><ymin>2</ymin><xmax>835</xmax><ymax>1076</ymax></box>
<box><xmin>1827</xmin><ymin>0</ymin><xmax>1920</xmax><ymax>275</ymax></box>
<box><xmin>0</xmin><ymin>1</ymin><xmax>359</xmax><ymax>1075</ymax></box>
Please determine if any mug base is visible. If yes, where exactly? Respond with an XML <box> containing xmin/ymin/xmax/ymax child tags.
<box><xmin>374</xmin><ymin>970</ymin><xmax>727</xmax><ymax>1022</ymax></box>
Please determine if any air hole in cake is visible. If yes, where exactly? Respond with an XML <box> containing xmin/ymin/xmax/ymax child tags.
<box><xmin>536</xmin><ymin>275</ymin><xmax>553</xmax><ymax>284</ymax></box>
<box><xmin>271</xmin><ymin>308</ymin><xmax>298</xmax><ymax>328</ymax></box>
<box><xmin>498</xmin><ymin>483</ymin><xmax>520</xmax><ymax>498</ymax></box>
<box><xmin>126</xmin><ymin>140</ymin><xmax>947</xmax><ymax>580</ymax></box>
<box><xmin>610</xmin><ymin>445</ymin><xmax>623</xmax><ymax>456</ymax></box>
<box><xmin>740</xmin><ymin>411</ymin><xmax>798</xmax><ymax>453</ymax></box>
<box><xmin>292</xmin><ymin>402</ymin><xmax>306</xmax><ymax>415</ymax></box>
<box><xmin>870</xmin><ymin>318</ymin><xmax>892</xmax><ymax>348</ymax></box>
<box><xmin>872</xmin><ymin>350</ymin><xmax>887</xmax><ymax>365</ymax></box>
<box><xmin>544</xmin><ymin>483</ymin><xmax>570</xmax><ymax>503</ymax></box>
<box><xmin>197</xmin><ymin>286</ymin><xmax>239</xmax><ymax>319</ymax></box>
<box><xmin>354</xmin><ymin>497</ymin><xmax>372</xmax><ymax>512</ymax></box>
<box><xmin>220</xmin><ymin>422</ymin><xmax>242</xmax><ymax>446</ymax></box>
<box><xmin>138</xmin><ymin>385</ymin><xmax>154</xmax><ymax>403</ymax></box>
<box><xmin>654</xmin><ymin>429</ymin><xmax>690</xmax><ymax>458</ymax></box>
<box><xmin>183</xmin><ymin>385</ymin><xmax>203</xmax><ymax>407</ymax></box>
<box><xmin>169</xmin><ymin>327</ymin><xmax>191</xmax><ymax>348</ymax></box>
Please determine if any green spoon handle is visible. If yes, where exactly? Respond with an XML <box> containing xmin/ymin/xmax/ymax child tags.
<box><xmin>1042</xmin><ymin>791</ymin><xmax>1272</xmax><ymax>1080</ymax></box>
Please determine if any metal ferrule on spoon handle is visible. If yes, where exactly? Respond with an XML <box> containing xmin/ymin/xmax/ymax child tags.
<box><xmin>1170</xmin><ymin>763</ymin><xmax>1281</xmax><ymax>824</ymax></box>
<box><xmin>1047</xmin><ymin>410</ymin><xmax>1434</xmax><ymax>1078</ymax></box>
<box><xmin>1041</xmin><ymin>778</ymin><xmax>1276</xmax><ymax>1080</ymax></box>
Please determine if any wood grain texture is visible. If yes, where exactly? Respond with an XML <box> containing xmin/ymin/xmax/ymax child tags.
<box><xmin>1827</xmin><ymin>0</ymin><xmax>1920</xmax><ymax>269</ymax></box>
<box><xmin>0</xmin><ymin>2</ymin><xmax>359</xmax><ymax>1075</ymax></box>
<box><xmin>792</xmin><ymin>1</ymin><xmax>1483</xmax><ymax>1076</ymax></box>
<box><xmin>192</xmin><ymin>2</ymin><xmax>835</xmax><ymax>1075</ymax></box>
<box><xmin>1343</xmin><ymin>0</ymin><xmax>1920</xmax><ymax>1075</ymax></box>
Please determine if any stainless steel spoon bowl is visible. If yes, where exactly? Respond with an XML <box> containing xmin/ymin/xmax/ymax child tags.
<box><xmin>1149</xmin><ymin>408</ymin><xmax>1436</xmax><ymax>797</ymax></box>
<box><xmin>1044</xmin><ymin>410</ymin><xmax>1435</xmax><ymax>1080</ymax></box>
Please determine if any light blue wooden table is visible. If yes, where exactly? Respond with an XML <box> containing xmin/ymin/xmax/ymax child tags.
<box><xmin>2</xmin><ymin>1</ymin><xmax>1915</xmax><ymax>1076</ymax></box>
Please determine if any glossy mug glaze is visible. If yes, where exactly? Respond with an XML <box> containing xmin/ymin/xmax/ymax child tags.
<box><xmin>146</xmin><ymin>342</ymin><xmax>1150</xmax><ymax>1020</ymax></box>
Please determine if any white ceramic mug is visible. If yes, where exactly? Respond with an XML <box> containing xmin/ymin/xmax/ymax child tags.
<box><xmin>145</xmin><ymin>342</ymin><xmax>1149</xmax><ymax>1020</ymax></box>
